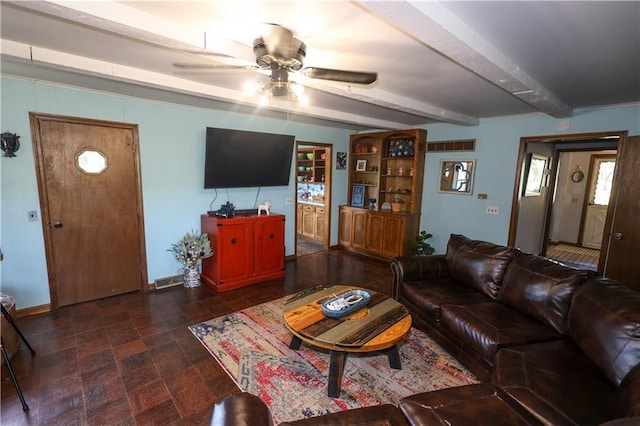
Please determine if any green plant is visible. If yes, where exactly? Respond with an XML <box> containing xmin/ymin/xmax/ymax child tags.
<box><xmin>168</xmin><ymin>231</ymin><xmax>213</xmax><ymax>268</ymax></box>
<box><xmin>411</xmin><ymin>231</ymin><xmax>435</xmax><ymax>256</ymax></box>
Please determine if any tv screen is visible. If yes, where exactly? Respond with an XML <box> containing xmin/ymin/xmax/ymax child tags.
<box><xmin>204</xmin><ymin>127</ymin><xmax>295</xmax><ymax>189</ymax></box>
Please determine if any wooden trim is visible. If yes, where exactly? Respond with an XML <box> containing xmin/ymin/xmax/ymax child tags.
<box><xmin>15</xmin><ymin>303</ymin><xmax>51</xmax><ymax>318</ymax></box>
<box><xmin>508</xmin><ymin>130</ymin><xmax>628</xmax><ymax>276</ymax></box>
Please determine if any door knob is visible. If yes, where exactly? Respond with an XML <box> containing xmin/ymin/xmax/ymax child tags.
<box><xmin>53</xmin><ymin>222</ymin><xmax>63</xmax><ymax>228</ymax></box>
<box><xmin>613</xmin><ymin>232</ymin><xmax>623</xmax><ymax>240</ymax></box>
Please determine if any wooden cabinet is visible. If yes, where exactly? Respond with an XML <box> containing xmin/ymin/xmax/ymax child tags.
<box><xmin>339</xmin><ymin>206</ymin><xmax>419</xmax><ymax>259</ymax></box>
<box><xmin>314</xmin><ymin>206</ymin><xmax>325</xmax><ymax>241</ymax></box>
<box><xmin>297</xmin><ymin>148</ymin><xmax>327</xmax><ymax>183</ymax></box>
<box><xmin>339</xmin><ymin>128</ymin><xmax>426</xmax><ymax>260</ymax></box>
<box><xmin>296</xmin><ymin>204</ymin><xmax>303</xmax><ymax>235</ymax></box>
<box><xmin>299</xmin><ymin>203</ymin><xmax>325</xmax><ymax>242</ymax></box>
<box><xmin>201</xmin><ymin>213</ymin><xmax>285</xmax><ymax>292</ymax></box>
<box><xmin>301</xmin><ymin>204</ymin><xmax>315</xmax><ymax>239</ymax></box>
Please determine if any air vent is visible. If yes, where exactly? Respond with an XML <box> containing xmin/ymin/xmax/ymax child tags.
<box><xmin>154</xmin><ymin>274</ymin><xmax>184</xmax><ymax>289</ymax></box>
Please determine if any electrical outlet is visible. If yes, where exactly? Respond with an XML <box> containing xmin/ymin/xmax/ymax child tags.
<box><xmin>486</xmin><ymin>206</ymin><xmax>499</xmax><ymax>215</ymax></box>
<box><xmin>285</xmin><ymin>198</ymin><xmax>292</xmax><ymax>205</ymax></box>
<box><xmin>28</xmin><ymin>210</ymin><xmax>38</xmax><ymax>222</ymax></box>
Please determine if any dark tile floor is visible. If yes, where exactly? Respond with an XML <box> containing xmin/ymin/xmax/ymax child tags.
<box><xmin>1</xmin><ymin>250</ymin><xmax>392</xmax><ymax>425</ymax></box>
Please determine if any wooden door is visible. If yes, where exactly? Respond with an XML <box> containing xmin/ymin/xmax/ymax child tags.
<box><xmin>217</xmin><ymin>221</ymin><xmax>252</xmax><ymax>284</ymax></box>
<box><xmin>301</xmin><ymin>205</ymin><xmax>315</xmax><ymax>239</ymax></box>
<box><xmin>381</xmin><ymin>216</ymin><xmax>404</xmax><ymax>258</ymax></box>
<box><xmin>314</xmin><ymin>207</ymin><xmax>325</xmax><ymax>241</ymax></box>
<box><xmin>255</xmin><ymin>217</ymin><xmax>285</xmax><ymax>276</ymax></box>
<box><xmin>365</xmin><ymin>213</ymin><xmax>384</xmax><ymax>254</ymax></box>
<box><xmin>30</xmin><ymin>113</ymin><xmax>147</xmax><ymax>308</ymax></box>
<box><xmin>338</xmin><ymin>208</ymin><xmax>353</xmax><ymax>247</ymax></box>
<box><xmin>602</xmin><ymin>136</ymin><xmax>640</xmax><ymax>290</ymax></box>
<box><xmin>352</xmin><ymin>211</ymin><xmax>368</xmax><ymax>249</ymax></box>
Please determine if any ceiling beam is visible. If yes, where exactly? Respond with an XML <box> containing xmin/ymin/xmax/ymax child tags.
<box><xmin>302</xmin><ymin>80</ymin><xmax>479</xmax><ymax>126</ymax></box>
<box><xmin>356</xmin><ymin>0</ymin><xmax>573</xmax><ymax>118</ymax></box>
<box><xmin>1</xmin><ymin>39</ymin><xmax>409</xmax><ymax>130</ymax></box>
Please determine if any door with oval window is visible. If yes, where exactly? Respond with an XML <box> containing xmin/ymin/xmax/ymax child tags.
<box><xmin>30</xmin><ymin>113</ymin><xmax>147</xmax><ymax>308</ymax></box>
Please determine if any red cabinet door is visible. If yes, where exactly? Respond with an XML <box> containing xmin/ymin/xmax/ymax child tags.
<box><xmin>255</xmin><ymin>217</ymin><xmax>285</xmax><ymax>276</ymax></box>
<box><xmin>217</xmin><ymin>221</ymin><xmax>252</xmax><ymax>284</ymax></box>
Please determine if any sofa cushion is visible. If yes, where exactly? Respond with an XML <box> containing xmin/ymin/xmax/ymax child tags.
<box><xmin>440</xmin><ymin>302</ymin><xmax>562</xmax><ymax>366</ymax></box>
<box><xmin>398</xmin><ymin>278</ymin><xmax>492</xmax><ymax>325</ymax></box>
<box><xmin>444</xmin><ymin>234</ymin><xmax>519</xmax><ymax>299</ymax></box>
<box><xmin>493</xmin><ymin>340</ymin><xmax>618</xmax><ymax>425</ymax></box>
<box><xmin>568</xmin><ymin>277</ymin><xmax>640</xmax><ymax>387</ymax></box>
<box><xmin>499</xmin><ymin>254</ymin><xmax>589</xmax><ymax>334</ymax></box>
<box><xmin>399</xmin><ymin>383</ymin><xmax>541</xmax><ymax>426</ymax></box>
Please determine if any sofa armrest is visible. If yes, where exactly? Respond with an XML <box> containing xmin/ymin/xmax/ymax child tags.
<box><xmin>391</xmin><ymin>255</ymin><xmax>450</xmax><ymax>299</ymax></box>
<box><xmin>209</xmin><ymin>392</ymin><xmax>274</xmax><ymax>426</ymax></box>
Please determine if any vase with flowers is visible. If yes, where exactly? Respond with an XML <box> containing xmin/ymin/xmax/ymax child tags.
<box><xmin>168</xmin><ymin>231</ymin><xmax>213</xmax><ymax>288</ymax></box>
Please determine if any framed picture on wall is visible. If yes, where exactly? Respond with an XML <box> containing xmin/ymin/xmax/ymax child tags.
<box><xmin>356</xmin><ymin>159</ymin><xmax>367</xmax><ymax>171</ymax></box>
<box><xmin>351</xmin><ymin>185</ymin><xmax>366</xmax><ymax>207</ymax></box>
<box><xmin>522</xmin><ymin>153</ymin><xmax>548</xmax><ymax>196</ymax></box>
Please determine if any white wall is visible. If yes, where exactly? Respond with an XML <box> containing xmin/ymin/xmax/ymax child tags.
<box><xmin>514</xmin><ymin>143</ymin><xmax>554</xmax><ymax>254</ymax></box>
<box><xmin>550</xmin><ymin>150</ymin><xmax>616</xmax><ymax>244</ymax></box>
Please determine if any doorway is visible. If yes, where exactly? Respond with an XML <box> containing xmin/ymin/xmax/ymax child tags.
<box><xmin>509</xmin><ymin>131</ymin><xmax>625</xmax><ymax>276</ymax></box>
<box><xmin>30</xmin><ymin>113</ymin><xmax>148</xmax><ymax>308</ymax></box>
<box><xmin>294</xmin><ymin>142</ymin><xmax>332</xmax><ymax>256</ymax></box>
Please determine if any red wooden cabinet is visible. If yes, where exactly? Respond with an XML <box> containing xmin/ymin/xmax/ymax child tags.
<box><xmin>201</xmin><ymin>213</ymin><xmax>285</xmax><ymax>292</ymax></box>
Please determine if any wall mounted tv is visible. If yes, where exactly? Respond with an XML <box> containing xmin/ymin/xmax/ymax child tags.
<box><xmin>204</xmin><ymin>127</ymin><xmax>295</xmax><ymax>189</ymax></box>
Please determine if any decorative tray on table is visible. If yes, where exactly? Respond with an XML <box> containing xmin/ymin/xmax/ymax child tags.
<box><xmin>321</xmin><ymin>289</ymin><xmax>371</xmax><ymax>318</ymax></box>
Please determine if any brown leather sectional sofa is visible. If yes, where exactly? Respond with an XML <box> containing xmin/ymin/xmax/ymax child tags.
<box><xmin>209</xmin><ymin>234</ymin><xmax>640</xmax><ymax>425</ymax></box>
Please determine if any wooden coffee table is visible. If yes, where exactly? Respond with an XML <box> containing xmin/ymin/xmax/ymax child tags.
<box><xmin>283</xmin><ymin>285</ymin><xmax>412</xmax><ymax>397</ymax></box>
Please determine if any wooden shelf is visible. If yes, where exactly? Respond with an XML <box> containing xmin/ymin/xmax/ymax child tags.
<box><xmin>340</xmin><ymin>129</ymin><xmax>427</xmax><ymax>260</ymax></box>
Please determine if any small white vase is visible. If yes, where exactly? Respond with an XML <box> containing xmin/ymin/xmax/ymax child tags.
<box><xmin>183</xmin><ymin>266</ymin><xmax>201</xmax><ymax>288</ymax></box>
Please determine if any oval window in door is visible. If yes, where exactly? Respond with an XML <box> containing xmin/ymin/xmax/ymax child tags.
<box><xmin>76</xmin><ymin>149</ymin><xmax>108</xmax><ymax>174</ymax></box>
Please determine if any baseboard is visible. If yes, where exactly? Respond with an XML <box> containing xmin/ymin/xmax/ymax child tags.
<box><xmin>16</xmin><ymin>303</ymin><xmax>51</xmax><ymax>318</ymax></box>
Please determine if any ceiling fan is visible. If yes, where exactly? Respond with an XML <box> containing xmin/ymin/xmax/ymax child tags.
<box><xmin>173</xmin><ymin>24</ymin><xmax>378</xmax><ymax>102</ymax></box>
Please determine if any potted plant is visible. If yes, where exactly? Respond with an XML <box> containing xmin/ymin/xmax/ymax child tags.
<box><xmin>168</xmin><ymin>231</ymin><xmax>213</xmax><ymax>287</ymax></box>
<box><xmin>391</xmin><ymin>197</ymin><xmax>404</xmax><ymax>212</ymax></box>
<box><xmin>411</xmin><ymin>231</ymin><xmax>435</xmax><ymax>256</ymax></box>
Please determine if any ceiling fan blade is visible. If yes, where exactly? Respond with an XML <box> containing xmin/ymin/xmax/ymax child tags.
<box><xmin>302</xmin><ymin>67</ymin><xmax>378</xmax><ymax>84</ymax></box>
<box><xmin>173</xmin><ymin>63</ymin><xmax>257</xmax><ymax>71</ymax></box>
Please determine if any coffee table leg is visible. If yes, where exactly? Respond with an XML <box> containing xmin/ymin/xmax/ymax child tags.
<box><xmin>384</xmin><ymin>345</ymin><xmax>402</xmax><ymax>370</ymax></box>
<box><xmin>328</xmin><ymin>351</ymin><xmax>347</xmax><ymax>398</ymax></box>
<box><xmin>289</xmin><ymin>335</ymin><xmax>302</xmax><ymax>350</ymax></box>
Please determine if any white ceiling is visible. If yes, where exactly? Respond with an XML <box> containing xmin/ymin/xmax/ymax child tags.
<box><xmin>1</xmin><ymin>1</ymin><xmax>639</xmax><ymax>130</ymax></box>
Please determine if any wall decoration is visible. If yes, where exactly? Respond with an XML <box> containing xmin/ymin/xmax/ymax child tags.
<box><xmin>571</xmin><ymin>166</ymin><xmax>585</xmax><ymax>183</ymax></box>
<box><xmin>438</xmin><ymin>160</ymin><xmax>475</xmax><ymax>195</ymax></box>
<box><xmin>351</xmin><ymin>185</ymin><xmax>366</xmax><ymax>208</ymax></box>
<box><xmin>355</xmin><ymin>159</ymin><xmax>367</xmax><ymax>171</ymax></box>
<box><xmin>522</xmin><ymin>153</ymin><xmax>548</xmax><ymax>196</ymax></box>
<box><xmin>336</xmin><ymin>152</ymin><xmax>347</xmax><ymax>170</ymax></box>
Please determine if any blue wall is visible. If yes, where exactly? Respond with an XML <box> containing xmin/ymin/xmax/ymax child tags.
<box><xmin>422</xmin><ymin>106</ymin><xmax>640</xmax><ymax>252</ymax></box>
<box><xmin>2</xmin><ymin>76</ymin><xmax>639</xmax><ymax>309</ymax></box>
<box><xmin>0</xmin><ymin>77</ymin><xmax>351</xmax><ymax>309</ymax></box>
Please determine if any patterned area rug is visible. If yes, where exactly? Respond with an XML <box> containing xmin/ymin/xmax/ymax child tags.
<box><xmin>546</xmin><ymin>243</ymin><xmax>599</xmax><ymax>270</ymax></box>
<box><xmin>189</xmin><ymin>295</ymin><xmax>478</xmax><ymax>424</ymax></box>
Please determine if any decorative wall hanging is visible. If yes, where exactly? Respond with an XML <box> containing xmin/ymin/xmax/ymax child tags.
<box><xmin>1</xmin><ymin>132</ymin><xmax>20</xmax><ymax>158</ymax></box>
<box><xmin>336</xmin><ymin>152</ymin><xmax>347</xmax><ymax>170</ymax></box>
<box><xmin>438</xmin><ymin>159</ymin><xmax>475</xmax><ymax>195</ymax></box>
<box><xmin>571</xmin><ymin>166</ymin><xmax>585</xmax><ymax>183</ymax></box>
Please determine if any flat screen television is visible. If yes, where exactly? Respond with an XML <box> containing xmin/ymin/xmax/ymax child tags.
<box><xmin>204</xmin><ymin>127</ymin><xmax>295</xmax><ymax>189</ymax></box>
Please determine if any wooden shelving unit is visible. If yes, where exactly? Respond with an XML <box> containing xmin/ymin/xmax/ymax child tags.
<box><xmin>297</xmin><ymin>148</ymin><xmax>327</xmax><ymax>183</ymax></box>
<box><xmin>340</xmin><ymin>129</ymin><xmax>426</xmax><ymax>259</ymax></box>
